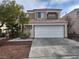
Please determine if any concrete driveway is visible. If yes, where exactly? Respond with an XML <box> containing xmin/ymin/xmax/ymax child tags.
<box><xmin>29</xmin><ymin>38</ymin><xmax>79</xmax><ymax>59</ymax></box>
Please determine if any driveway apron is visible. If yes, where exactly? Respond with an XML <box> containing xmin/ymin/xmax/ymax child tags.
<box><xmin>29</xmin><ymin>38</ymin><xmax>79</xmax><ymax>59</ymax></box>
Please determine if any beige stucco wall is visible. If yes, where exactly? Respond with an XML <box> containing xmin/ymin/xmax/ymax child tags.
<box><xmin>27</xmin><ymin>9</ymin><xmax>61</xmax><ymax>21</ymax></box>
<box><xmin>28</xmin><ymin>12</ymin><xmax>35</xmax><ymax>19</ymax></box>
<box><xmin>62</xmin><ymin>9</ymin><xmax>79</xmax><ymax>34</ymax></box>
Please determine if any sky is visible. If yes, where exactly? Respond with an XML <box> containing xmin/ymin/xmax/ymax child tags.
<box><xmin>0</xmin><ymin>0</ymin><xmax>79</xmax><ymax>16</ymax></box>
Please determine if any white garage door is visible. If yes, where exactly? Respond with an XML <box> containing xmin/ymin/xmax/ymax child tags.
<box><xmin>35</xmin><ymin>25</ymin><xmax>64</xmax><ymax>38</ymax></box>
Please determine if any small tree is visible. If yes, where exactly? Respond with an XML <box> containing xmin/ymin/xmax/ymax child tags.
<box><xmin>65</xmin><ymin>16</ymin><xmax>75</xmax><ymax>36</ymax></box>
<box><xmin>19</xmin><ymin>11</ymin><xmax>30</xmax><ymax>33</ymax></box>
<box><xmin>0</xmin><ymin>0</ymin><xmax>30</xmax><ymax>38</ymax></box>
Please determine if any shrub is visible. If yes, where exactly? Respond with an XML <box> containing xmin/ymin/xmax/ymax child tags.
<box><xmin>20</xmin><ymin>32</ymin><xmax>30</xmax><ymax>39</ymax></box>
<box><xmin>0</xmin><ymin>33</ymin><xmax>5</xmax><ymax>37</ymax></box>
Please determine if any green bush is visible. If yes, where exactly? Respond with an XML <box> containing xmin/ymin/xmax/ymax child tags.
<box><xmin>20</xmin><ymin>32</ymin><xmax>30</xmax><ymax>39</ymax></box>
<box><xmin>9</xmin><ymin>32</ymin><xmax>20</xmax><ymax>39</ymax></box>
<box><xmin>0</xmin><ymin>29</ymin><xmax>6</xmax><ymax>37</ymax></box>
<box><xmin>0</xmin><ymin>33</ymin><xmax>5</xmax><ymax>37</ymax></box>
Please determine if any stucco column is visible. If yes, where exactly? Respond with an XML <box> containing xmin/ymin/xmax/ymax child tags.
<box><xmin>65</xmin><ymin>24</ymin><xmax>68</xmax><ymax>38</ymax></box>
<box><xmin>30</xmin><ymin>25</ymin><xmax>34</xmax><ymax>38</ymax></box>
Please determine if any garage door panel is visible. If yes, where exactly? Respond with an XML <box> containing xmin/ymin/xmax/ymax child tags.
<box><xmin>35</xmin><ymin>25</ymin><xmax>64</xmax><ymax>38</ymax></box>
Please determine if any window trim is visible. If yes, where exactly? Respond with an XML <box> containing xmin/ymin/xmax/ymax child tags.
<box><xmin>36</xmin><ymin>12</ymin><xmax>45</xmax><ymax>19</ymax></box>
<box><xmin>47</xmin><ymin>12</ymin><xmax>58</xmax><ymax>19</ymax></box>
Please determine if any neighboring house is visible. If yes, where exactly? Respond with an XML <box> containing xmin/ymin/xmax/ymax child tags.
<box><xmin>62</xmin><ymin>9</ymin><xmax>79</xmax><ymax>35</ymax></box>
<box><xmin>0</xmin><ymin>24</ymin><xmax>6</xmax><ymax>33</ymax></box>
<box><xmin>24</xmin><ymin>9</ymin><xmax>67</xmax><ymax>38</ymax></box>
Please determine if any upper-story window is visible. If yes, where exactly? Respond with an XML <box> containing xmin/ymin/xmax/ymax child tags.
<box><xmin>47</xmin><ymin>12</ymin><xmax>58</xmax><ymax>19</ymax></box>
<box><xmin>37</xmin><ymin>12</ymin><xmax>44</xmax><ymax>19</ymax></box>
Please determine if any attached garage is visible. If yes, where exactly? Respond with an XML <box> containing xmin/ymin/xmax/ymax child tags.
<box><xmin>34</xmin><ymin>25</ymin><xmax>65</xmax><ymax>38</ymax></box>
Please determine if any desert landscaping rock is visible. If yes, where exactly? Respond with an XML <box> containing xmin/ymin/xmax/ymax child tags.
<box><xmin>0</xmin><ymin>41</ymin><xmax>32</xmax><ymax>59</ymax></box>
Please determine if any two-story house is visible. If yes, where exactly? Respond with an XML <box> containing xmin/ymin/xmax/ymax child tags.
<box><xmin>25</xmin><ymin>9</ymin><xmax>67</xmax><ymax>38</ymax></box>
<box><xmin>62</xmin><ymin>9</ymin><xmax>79</xmax><ymax>35</ymax></box>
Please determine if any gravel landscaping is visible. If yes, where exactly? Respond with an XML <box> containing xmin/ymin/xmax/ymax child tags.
<box><xmin>0</xmin><ymin>41</ymin><xmax>32</xmax><ymax>59</ymax></box>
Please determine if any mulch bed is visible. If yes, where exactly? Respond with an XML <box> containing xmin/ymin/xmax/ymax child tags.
<box><xmin>0</xmin><ymin>41</ymin><xmax>32</xmax><ymax>59</ymax></box>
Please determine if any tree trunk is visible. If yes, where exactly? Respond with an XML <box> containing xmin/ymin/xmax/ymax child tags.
<box><xmin>22</xmin><ymin>24</ymin><xmax>24</xmax><ymax>33</ymax></box>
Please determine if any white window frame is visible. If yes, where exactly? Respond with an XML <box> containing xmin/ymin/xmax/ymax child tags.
<box><xmin>37</xmin><ymin>12</ymin><xmax>45</xmax><ymax>19</ymax></box>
